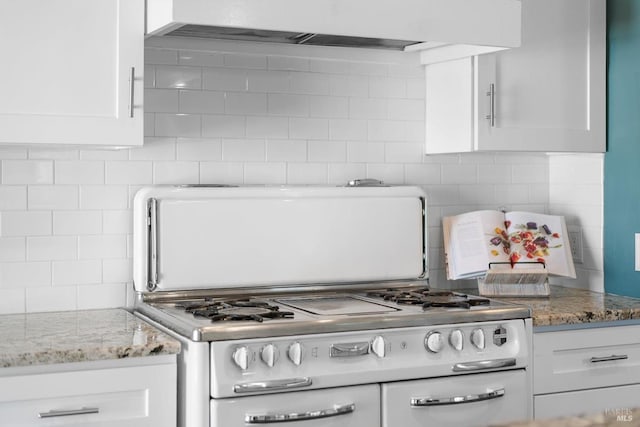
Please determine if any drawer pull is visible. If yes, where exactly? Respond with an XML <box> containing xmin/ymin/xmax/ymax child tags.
<box><xmin>590</xmin><ymin>354</ymin><xmax>628</xmax><ymax>363</ymax></box>
<box><xmin>38</xmin><ymin>407</ymin><xmax>99</xmax><ymax>418</ymax></box>
<box><xmin>411</xmin><ymin>388</ymin><xmax>505</xmax><ymax>407</ymax></box>
<box><xmin>245</xmin><ymin>403</ymin><xmax>355</xmax><ymax>424</ymax></box>
<box><xmin>452</xmin><ymin>357</ymin><xmax>516</xmax><ymax>372</ymax></box>
<box><xmin>234</xmin><ymin>377</ymin><xmax>312</xmax><ymax>393</ymax></box>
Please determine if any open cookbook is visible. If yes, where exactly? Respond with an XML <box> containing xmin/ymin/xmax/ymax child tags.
<box><xmin>442</xmin><ymin>210</ymin><xmax>576</xmax><ymax>281</ymax></box>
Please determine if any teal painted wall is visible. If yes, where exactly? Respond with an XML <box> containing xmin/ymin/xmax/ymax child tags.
<box><xmin>604</xmin><ymin>0</ymin><xmax>640</xmax><ymax>297</ymax></box>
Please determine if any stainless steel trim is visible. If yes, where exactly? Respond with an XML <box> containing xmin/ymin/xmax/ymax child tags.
<box><xmin>410</xmin><ymin>388</ymin><xmax>505</xmax><ymax>407</ymax></box>
<box><xmin>129</xmin><ymin>67</ymin><xmax>135</xmax><ymax>118</ymax></box>
<box><xmin>38</xmin><ymin>407</ymin><xmax>100</xmax><ymax>418</ymax></box>
<box><xmin>147</xmin><ymin>198</ymin><xmax>158</xmax><ymax>291</ymax></box>
<box><xmin>330</xmin><ymin>342</ymin><xmax>370</xmax><ymax>357</ymax></box>
<box><xmin>486</xmin><ymin>83</ymin><xmax>495</xmax><ymax>127</ymax></box>
<box><xmin>245</xmin><ymin>403</ymin><xmax>355</xmax><ymax>424</ymax></box>
<box><xmin>452</xmin><ymin>357</ymin><xmax>516</xmax><ymax>372</ymax></box>
<box><xmin>590</xmin><ymin>354</ymin><xmax>629</xmax><ymax>363</ymax></box>
<box><xmin>234</xmin><ymin>377</ymin><xmax>312</xmax><ymax>394</ymax></box>
<box><xmin>346</xmin><ymin>178</ymin><xmax>385</xmax><ymax>187</ymax></box>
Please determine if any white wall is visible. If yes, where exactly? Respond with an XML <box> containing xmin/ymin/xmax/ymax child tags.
<box><xmin>0</xmin><ymin>38</ymin><xmax>601</xmax><ymax>313</ymax></box>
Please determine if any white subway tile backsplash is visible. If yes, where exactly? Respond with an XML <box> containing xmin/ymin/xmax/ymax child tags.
<box><xmin>153</xmin><ymin>161</ymin><xmax>199</xmax><ymax>184</ymax></box>
<box><xmin>154</xmin><ymin>113</ymin><xmax>202</xmax><ymax>138</ymax></box>
<box><xmin>203</xmin><ymin>68</ymin><xmax>248</xmax><ymax>91</ymax></box>
<box><xmin>179</xmin><ymin>90</ymin><xmax>225</xmax><ymax>114</ymax></box>
<box><xmin>155</xmin><ymin>65</ymin><xmax>202</xmax><ymax>89</ymax></box>
<box><xmin>1</xmin><ymin>262</ymin><xmax>51</xmax><ymax>288</ymax></box>
<box><xmin>2</xmin><ymin>160</ymin><xmax>53</xmax><ymax>184</ymax></box>
<box><xmin>53</xmin><ymin>260</ymin><xmax>102</xmax><ymax>285</ymax></box>
<box><xmin>223</xmin><ymin>139</ymin><xmax>265</xmax><ymax>162</ymax></box>
<box><xmin>0</xmin><ymin>42</ymin><xmax>602</xmax><ymax>312</ymax></box>
<box><xmin>53</xmin><ymin>211</ymin><xmax>102</xmax><ymax>235</ymax></box>
<box><xmin>27</xmin><ymin>236</ymin><xmax>77</xmax><ymax>261</ymax></box>
<box><xmin>28</xmin><ymin>186</ymin><xmax>78</xmax><ymax>210</ymax></box>
<box><xmin>266</xmin><ymin>140</ymin><xmax>307</xmax><ymax>162</ymax></box>
<box><xmin>1</xmin><ymin>211</ymin><xmax>51</xmax><ymax>237</ymax></box>
<box><xmin>308</xmin><ymin>141</ymin><xmax>346</xmax><ymax>162</ymax></box>
<box><xmin>309</xmin><ymin>96</ymin><xmax>348</xmax><ymax>118</ymax></box>
<box><xmin>226</xmin><ymin>93</ymin><xmax>268</xmax><ymax>115</ymax></box>
<box><xmin>177</xmin><ymin>138</ymin><xmax>223</xmax><ymax>161</ymax></box>
<box><xmin>244</xmin><ymin>163</ymin><xmax>286</xmax><ymax>184</ymax></box>
<box><xmin>26</xmin><ymin>285</ymin><xmax>76</xmax><ymax>312</ymax></box>
<box><xmin>102</xmin><ymin>211</ymin><xmax>132</xmax><ymax>235</ymax></box>
<box><xmin>246</xmin><ymin>116</ymin><xmax>288</xmax><ymax>139</ymax></box>
<box><xmin>79</xmin><ymin>235</ymin><xmax>127</xmax><ymax>260</ymax></box>
<box><xmin>105</xmin><ymin>161</ymin><xmax>153</xmax><ymax>185</ymax></box>
<box><xmin>55</xmin><ymin>161</ymin><xmax>104</xmax><ymax>184</ymax></box>
<box><xmin>202</xmin><ymin>114</ymin><xmax>246</xmax><ymax>138</ymax></box>
<box><xmin>0</xmin><ymin>289</ymin><xmax>25</xmax><ymax>314</ymax></box>
<box><xmin>290</xmin><ymin>118</ymin><xmax>328</xmax><ymax>140</ymax></box>
<box><xmin>247</xmin><ymin>70</ymin><xmax>290</xmax><ymax>93</ymax></box>
<box><xmin>268</xmin><ymin>94</ymin><xmax>309</xmax><ymax>117</ymax></box>
<box><xmin>80</xmin><ymin>185</ymin><xmax>129</xmax><ymax>210</ymax></box>
<box><xmin>0</xmin><ymin>238</ymin><xmax>25</xmax><ymax>262</ymax></box>
<box><xmin>0</xmin><ymin>186</ymin><xmax>27</xmax><ymax>210</ymax></box>
<box><xmin>77</xmin><ymin>283</ymin><xmax>126</xmax><ymax>310</ymax></box>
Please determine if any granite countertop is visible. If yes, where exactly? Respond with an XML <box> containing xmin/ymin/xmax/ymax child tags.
<box><xmin>0</xmin><ymin>309</ymin><xmax>181</xmax><ymax>369</ymax></box>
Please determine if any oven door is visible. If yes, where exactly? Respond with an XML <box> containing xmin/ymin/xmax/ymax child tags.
<box><xmin>382</xmin><ymin>370</ymin><xmax>530</xmax><ymax>427</ymax></box>
<box><xmin>211</xmin><ymin>384</ymin><xmax>380</xmax><ymax>427</ymax></box>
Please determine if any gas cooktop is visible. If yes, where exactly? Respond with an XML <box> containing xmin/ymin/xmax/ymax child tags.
<box><xmin>136</xmin><ymin>286</ymin><xmax>531</xmax><ymax>341</ymax></box>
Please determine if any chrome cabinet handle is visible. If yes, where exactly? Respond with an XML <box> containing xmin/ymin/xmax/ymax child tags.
<box><xmin>245</xmin><ymin>403</ymin><xmax>355</xmax><ymax>424</ymax></box>
<box><xmin>330</xmin><ymin>342</ymin><xmax>369</xmax><ymax>358</ymax></box>
<box><xmin>129</xmin><ymin>66</ymin><xmax>135</xmax><ymax>118</ymax></box>
<box><xmin>485</xmin><ymin>83</ymin><xmax>495</xmax><ymax>127</ymax></box>
<box><xmin>38</xmin><ymin>407</ymin><xmax>99</xmax><ymax>418</ymax></box>
<box><xmin>452</xmin><ymin>357</ymin><xmax>516</xmax><ymax>372</ymax></box>
<box><xmin>234</xmin><ymin>377</ymin><xmax>312</xmax><ymax>393</ymax></box>
<box><xmin>411</xmin><ymin>388</ymin><xmax>504</xmax><ymax>407</ymax></box>
<box><xmin>147</xmin><ymin>198</ymin><xmax>158</xmax><ymax>291</ymax></box>
<box><xmin>590</xmin><ymin>354</ymin><xmax>629</xmax><ymax>363</ymax></box>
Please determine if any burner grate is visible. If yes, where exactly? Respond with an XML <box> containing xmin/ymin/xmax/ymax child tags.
<box><xmin>367</xmin><ymin>288</ymin><xmax>490</xmax><ymax>310</ymax></box>
<box><xmin>175</xmin><ymin>299</ymin><xmax>294</xmax><ymax>323</ymax></box>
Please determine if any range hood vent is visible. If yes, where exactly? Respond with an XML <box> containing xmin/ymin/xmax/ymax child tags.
<box><xmin>164</xmin><ymin>24</ymin><xmax>419</xmax><ymax>51</ymax></box>
<box><xmin>147</xmin><ymin>0</ymin><xmax>522</xmax><ymax>60</ymax></box>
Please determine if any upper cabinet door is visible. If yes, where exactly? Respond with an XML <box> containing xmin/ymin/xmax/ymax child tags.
<box><xmin>0</xmin><ymin>0</ymin><xmax>144</xmax><ymax>147</ymax></box>
<box><xmin>425</xmin><ymin>0</ymin><xmax>605</xmax><ymax>154</ymax></box>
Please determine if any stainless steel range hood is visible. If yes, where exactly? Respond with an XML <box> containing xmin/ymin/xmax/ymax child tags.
<box><xmin>147</xmin><ymin>0</ymin><xmax>521</xmax><ymax>59</ymax></box>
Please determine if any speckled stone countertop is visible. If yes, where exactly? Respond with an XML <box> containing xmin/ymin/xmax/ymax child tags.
<box><xmin>0</xmin><ymin>309</ymin><xmax>181</xmax><ymax>368</ymax></box>
<box><xmin>495</xmin><ymin>286</ymin><xmax>640</xmax><ymax>328</ymax></box>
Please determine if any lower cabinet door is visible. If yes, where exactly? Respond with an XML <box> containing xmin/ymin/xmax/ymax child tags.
<box><xmin>382</xmin><ymin>369</ymin><xmax>531</xmax><ymax>427</ymax></box>
<box><xmin>210</xmin><ymin>384</ymin><xmax>380</xmax><ymax>427</ymax></box>
<box><xmin>534</xmin><ymin>383</ymin><xmax>640</xmax><ymax>420</ymax></box>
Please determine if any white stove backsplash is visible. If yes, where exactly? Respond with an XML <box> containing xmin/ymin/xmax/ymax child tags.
<box><xmin>0</xmin><ymin>40</ymin><xmax>601</xmax><ymax>313</ymax></box>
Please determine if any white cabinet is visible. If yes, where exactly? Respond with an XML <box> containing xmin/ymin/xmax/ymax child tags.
<box><xmin>533</xmin><ymin>325</ymin><xmax>640</xmax><ymax>420</ymax></box>
<box><xmin>425</xmin><ymin>0</ymin><xmax>605</xmax><ymax>154</ymax></box>
<box><xmin>0</xmin><ymin>358</ymin><xmax>176</xmax><ymax>426</ymax></box>
<box><xmin>0</xmin><ymin>0</ymin><xmax>144</xmax><ymax>147</ymax></box>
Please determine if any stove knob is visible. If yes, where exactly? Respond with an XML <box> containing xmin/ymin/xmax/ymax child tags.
<box><xmin>471</xmin><ymin>328</ymin><xmax>485</xmax><ymax>350</ymax></box>
<box><xmin>232</xmin><ymin>346</ymin><xmax>249</xmax><ymax>371</ymax></box>
<box><xmin>371</xmin><ymin>336</ymin><xmax>386</xmax><ymax>358</ymax></box>
<box><xmin>424</xmin><ymin>331</ymin><xmax>444</xmax><ymax>353</ymax></box>
<box><xmin>287</xmin><ymin>342</ymin><xmax>303</xmax><ymax>366</ymax></box>
<box><xmin>449</xmin><ymin>329</ymin><xmax>464</xmax><ymax>351</ymax></box>
<box><xmin>261</xmin><ymin>344</ymin><xmax>279</xmax><ymax>368</ymax></box>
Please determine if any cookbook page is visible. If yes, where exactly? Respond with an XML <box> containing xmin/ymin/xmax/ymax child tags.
<box><xmin>443</xmin><ymin>210</ymin><xmax>508</xmax><ymax>279</ymax></box>
<box><xmin>504</xmin><ymin>212</ymin><xmax>576</xmax><ymax>278</ymax></box>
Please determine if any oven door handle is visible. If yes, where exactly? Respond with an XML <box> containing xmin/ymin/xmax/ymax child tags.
<box><xmin>245</xmin><ymin>403</ymin><xmax>355</xmax><ymax>424</ymax></box>
<box><xmin>451</xmin><ymin>357</ymin><xmax>516</xmax><ymax>372</ymax></box>
<box><xmin>234</xmin><ymin>377</ymin><xmax>312</xmax><ymax>394</ymax></box>
<box><xmin>411</xmin><ymin>388</ymin><xmax>505</xmax><ymax>407</ymax></box>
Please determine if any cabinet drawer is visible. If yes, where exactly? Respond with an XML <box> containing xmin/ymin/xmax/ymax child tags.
<box><xmin>534</xmin><ymin>383</ymin><xmax>640</xmax><ymax>419</ymax></box>
<box><xmin>534</xmin><ymin>325</ymin><xmax>640</xmax><ymax>394</ymax></box>
<box><xmin>0</xmin><ymin>362</ymin><xmax>175</xmax><ymax>426</ymax></box>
